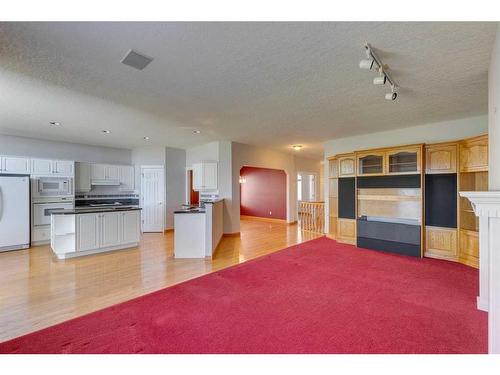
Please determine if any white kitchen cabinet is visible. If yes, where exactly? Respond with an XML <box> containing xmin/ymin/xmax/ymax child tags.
<box><xmin>75</xmin><ymin>162</ymin><xmax>91</xmax><ymax>192</ymax></box>
<box><xmin>31</xmin><ymin>159</ymin><xmax>53</xmax><ymax>175</ymax></box>
<box><xmin>100</xmin><ymin>212</ymin><xmax>121</xmax><ymax>248</ymax></box>
<box><xmin>53</xmin><ymin>160</ymin><xmax>74</xmax><ymax>176</ymax></box>
<box><xmin>121</xmin><ymin>210</ymin><xmax>140</xmax><ymax>243</ymax></box>
<box><xmin>0</xmin><ymin>156</ymin><xmax>30</xmax><ymax>174</ymax></box>
<box><xmin>91</xmin><ymin>164</ymin><xmax>106</xmax><ymax>180</ymax></box>
<box><xmin>192</xmin><ymin>162</ymin><xmax>218</xmax><ymax>191</ymax></box>
<box><xmin>53</xmin><ymin>210</ymin><xmax>141</xmax><ymax>259</ymax></box>
<box><xmin>90</xmin><ymin>163</ymin><xmax>121</xmax><ymax>184</ymax></box>
<box><xmin>105</xmin><ymin>165</ymin><xmax>120</xmax><ymax>180</ymax></box>
<box><xmin>76</xmin><ymin>213</ymin><xmax>100</xmax><ymax>252</ymax></box>
<box><xmin>119</xmin><ymin>166</ymin><xmax>135</xmax><ymax>191</ymax></box>
<box><xmin>31</xmin><ymin>158</ymin><xmax>74</xmax><ymax>176</ymax></box>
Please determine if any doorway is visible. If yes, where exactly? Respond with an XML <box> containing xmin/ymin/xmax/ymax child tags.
<box><xmin>140</xmin><ymin>166</ymin><xmax>165</xmax><ymax>232</ymax></box>
<box><xmin>187</xmin><ymin>169</ymin><xmax>199</xmax><ymax>205</ymax></box>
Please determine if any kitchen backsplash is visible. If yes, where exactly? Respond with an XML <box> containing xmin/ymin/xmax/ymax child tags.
<box><xmin>76</xmin><ymin>184</ymin><xmax>137</xmax><ymax>197</ymax></box>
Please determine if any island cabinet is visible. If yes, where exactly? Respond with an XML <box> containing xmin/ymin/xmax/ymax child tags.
<box><xmin>51</xmin><ymin>209</ymin><xmax>141</xmax><ymax>259</ymax></box>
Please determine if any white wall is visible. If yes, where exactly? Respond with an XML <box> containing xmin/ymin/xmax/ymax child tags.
<box><xmin>165</xmin><ymin>147</ymin><xmax>187</xmax><ymax>230</ymax></box>
<box><xmin>323</xmin><ymin>115</ymin><xmax>489</xmax><ymax>233</ymax></box>
<box><xmin>324</xmin><ymin>115</ymin><xmax>487</xmax><ymax>158</ymax></box>
<box><xmin>186</xmin><ymin>141</ymin><xmax>220</xmax><ymax>166</ymax></box>
<box><xmin>490</xmin><ymin>24</ymin><xmax>500</xmax><ymax>190</ymax></box>
<box><xmin>131</xmin><ymin>145</ymin><xmax>187</xmax><ymax>230</ymax></box>
<box><xmin>131</xmin><ymin>146</ymin><xmax>166</xmax><ymax>229</ymax></box>
<box><xmin>0</xmin><ymin>133</ymin><xmax>131</xmax><ymax>164</ymax></box>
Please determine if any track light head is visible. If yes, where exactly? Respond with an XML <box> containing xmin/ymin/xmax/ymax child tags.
<box><xmin>385</xmin><ymin>92</ymin><xmax>397</xmax><ymax>101</ymax></box>
<box><xmin>373</xmin><ymin>75</ymin><xmax>387</xmax><ymax>85</ymax></box>
<box><xmin>359</xmin><ymin>59</ymin><xmax>374</xmax><ymax>70</ymax></box>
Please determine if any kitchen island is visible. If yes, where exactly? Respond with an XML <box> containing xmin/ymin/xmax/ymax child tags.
<box><xmin>50</xmin><ymin>207</ymin><xmax>141</xmax><ymax>259</ymax></box>
<box><xmin>174</xmin><ymin>199</ymin><xmax>223</xmax><ymax>258</ymax></box>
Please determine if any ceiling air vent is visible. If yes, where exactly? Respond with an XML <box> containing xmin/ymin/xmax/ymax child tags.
<box><xmin>120</xmin><ymin>49</ymin><xmax>153</xmax><ymax>70</ymax></box>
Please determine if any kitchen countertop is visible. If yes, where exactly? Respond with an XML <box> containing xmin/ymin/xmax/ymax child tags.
<box><xmin>174</xmin><ymin>208</ymin><xmax>206</xmax><ymax>214</ymax></box>
<box><xmin>51</xmin><ymin>206</ymin><xmax>142</xmax><ymax>215</ymax></box>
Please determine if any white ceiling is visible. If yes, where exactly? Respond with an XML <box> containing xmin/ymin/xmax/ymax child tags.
<box><xmin>0</xmin><ymin>22</ymin><xmax>496</xmax><ymax>159</ymax></box>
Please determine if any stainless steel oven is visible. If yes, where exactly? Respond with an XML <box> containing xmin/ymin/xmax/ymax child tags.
<box><xmin>32</xmin><ymin>177</ymin><xmax>73</xmax><ymax>198</ymax></box>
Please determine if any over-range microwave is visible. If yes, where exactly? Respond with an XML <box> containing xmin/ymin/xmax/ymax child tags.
<box><xmin>32</xmin><ymin>177</ymin><xmax>73</xmax><ymax>198</ymax></box>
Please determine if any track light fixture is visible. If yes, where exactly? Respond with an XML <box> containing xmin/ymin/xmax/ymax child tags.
<box><xmin>385</xmin><ymin>85</ymin><xmax>398</xmax><ymax>101</ymax></box>
<box><xmin>359</xmin><ymin>59</ymin><xmax>374</xmax><ymax>70</ymax></box>
<box><xmin>359</xmin><ymin>43</ymin><xmax>399</xmax><ymax>100</ymax></box>
<box><xmin>373</xmin><ymin>74</ymin><xmax>386</xmax><ymax>85</ymax></box>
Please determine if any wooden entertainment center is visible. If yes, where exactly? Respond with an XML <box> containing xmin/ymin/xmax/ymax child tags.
<box><xmin>327</xmin><ymin>134</ymin><xmax>488</xmax><ymax>268</ymax></box>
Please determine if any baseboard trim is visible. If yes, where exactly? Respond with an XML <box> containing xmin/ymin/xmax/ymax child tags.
<box><xmin>164</xmin><ymin>228</ymin><xmax>174</xmax><ymax>233</ymax></box>
<box><xmin>223</xmin><ymin>232</ymin><xmax>241</xmax><ymax>237</ymax></box>
<box><xmin>240</xmin><ymin>215</ymin><xmax>288</xmax><ymax>224</ymax></box>
<box><xmin>477</xmin><ymin>296</ymin><xmax>489</xmax><ymax>312</ymax></box>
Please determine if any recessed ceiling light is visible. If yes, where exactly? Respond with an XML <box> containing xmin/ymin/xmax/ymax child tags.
<box><xmin>49</xmin><ymin>121</ymin><xmax>61</xmax><ymax>126</ymax></box>
<box><xmin>193</xmin><ymin>130</ymin><xmax>201</xmax><ymax>134</ymax></box>
<box><xmin>292</xmin><ymin>145</ymin><xmax>303</xmax><ymax>151</ymax></box>
<box><xmin>143</xmin><ymin>136</ymin><xmax>150</xmax><ymax>140</ymax></box>
<box><xmin>102</xmin><ymin>130</ymin><xmax>111</xmax><ymax>134</ymax></box>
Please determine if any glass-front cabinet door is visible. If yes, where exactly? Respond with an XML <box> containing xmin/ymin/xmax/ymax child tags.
<box><xmin>386</xmin><ymin>147</ymin><xmax>421</xmax><ymax>174</ymax></box>
<box><xmin>356</xmin><ymin>152</ymin><xmax>385</xmax><ymax>176</ymax></box>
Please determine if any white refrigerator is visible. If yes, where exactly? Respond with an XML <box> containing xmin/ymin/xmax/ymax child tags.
<box><xmin>0</xmin><ymin>175</ymin><xmax>30</xmax><ymax>251</ymax></box>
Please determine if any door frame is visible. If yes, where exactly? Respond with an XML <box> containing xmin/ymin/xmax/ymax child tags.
<box><xmin>297</xmin><ymin>170</ymin><xmax>319</xmax><ymax>201</ymax></box>
<box><xmin>140</xmin><ymin>165</ymin><xmax>165</xmax><ymax>232</ymax></box>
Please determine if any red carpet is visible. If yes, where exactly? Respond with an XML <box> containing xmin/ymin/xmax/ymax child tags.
<box><xmin>0</xmin><ymin>237</ymin><xmax>487</xmax><ymax>353</ymax></box>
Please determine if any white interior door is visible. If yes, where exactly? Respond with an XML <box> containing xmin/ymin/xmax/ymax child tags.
<box><xmin>141</xmin><ymin>166</ymin><xmax>165</xmax><ymax>232</ymax></box>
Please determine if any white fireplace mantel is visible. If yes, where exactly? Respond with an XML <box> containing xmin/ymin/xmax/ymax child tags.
<box><xmin>460</xmin><ymin>191</ymin><xmax>500</xmax><ymax>354</ymax></box>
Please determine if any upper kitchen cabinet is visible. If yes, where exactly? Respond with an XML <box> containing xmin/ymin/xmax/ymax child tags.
<box><xmin>425</xmin><ymin>143</ymin><xmax>457</xmax><ymax>174</ymax></box>
<box><xmin>337</xmin><ymin>154</ymin><xmax>356</xmax><ymax>177</ymax></box>
<box><xmin>91</xmin><ymin>164</ymin><xmax>106</xmax><ymax>180</ymax></box>
<box><xmin>192</xmin><ymin>162</ymin><xmax>218</xmax><ymax>191</ymax></box>
<box><xmin>459</xmin><ymin>135</ymin><xmax>488</xmax><ymax>172</ymax></box>
<box><xmin>53</xmin><ymin>160</ymin><xmax>74</xmax><ymax>176</ymax></box>
<box><xmin>31</xmin><ymin>158</ymin><xmax>74</xmax><ymax>176</ymax></box>
<box><xmin>75</xmin><ymin>162</ymin><xmax>91</xmax><ymax>192</ymax></box>
<box><xmin>119</xmin><ymin>166</ymin><xmax>135</xmax><ymax>191</ymax></box>
<box><xmin>385</xmin><ymin>145</ymin><xmax>422</xmax><ymax>175</ymax></box>
<box><xmin>90</xmin><ymin>164</ymin><xmax>120</xmax><ymax>184</ymax></box>
<box><xmin>0</xmin><ymin>156</ymin><xmax>30</xmax><ymax>174</ymax></box>
<box><xmin>357</xmin><ymin>151</ymin><xmax>385</xmax><ymax>176</ymax></box>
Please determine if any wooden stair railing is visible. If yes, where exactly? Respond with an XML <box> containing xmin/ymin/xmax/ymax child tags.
<box><xmin>298</xmin><ymin>201</ymin><xmax>325</xmax><ymax>234</ymax></box>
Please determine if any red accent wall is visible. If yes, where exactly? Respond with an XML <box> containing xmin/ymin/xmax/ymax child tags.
<box><xmin>240</xmin><ymin>166</ymin><xmax>287</xmax><ymax>220</ymax></box>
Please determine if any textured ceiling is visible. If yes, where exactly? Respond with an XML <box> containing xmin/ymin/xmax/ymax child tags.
<box><xmin>0</xmin><ymin>22</ymin><xmax>496</xmax><ymax>158</ymax></box>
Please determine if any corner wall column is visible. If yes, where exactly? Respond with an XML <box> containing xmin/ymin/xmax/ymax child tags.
<box><xmin>460</xmin><ymin>191</ymin><xmax>500</xmax><ymax>354</ymax></box>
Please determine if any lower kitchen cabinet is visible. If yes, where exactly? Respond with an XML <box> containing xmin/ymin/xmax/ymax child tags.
<box><xmin>122</xmin><ymin>210</ymin><xmax>140</xmax><ymax>243</ymax></box>
<box><xmin>52</xmin><ymin>210</ymin><xmax>141</xmax><ymax>259</ymax></box>
<box><xmin>76</xmin><ymin>213</ymin><xmax>100</xmax><ymax>251</ymax></box>
<box><xmin>100</xmin><ymin>212</ymin><xmax>122</xmax><ymax>248</ymax></box>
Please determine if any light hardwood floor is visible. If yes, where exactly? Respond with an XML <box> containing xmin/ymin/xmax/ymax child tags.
<box><xmin>0</xmin><ymin>218</ymin><xmax>321</xmax><ymax>342</ymax></box>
